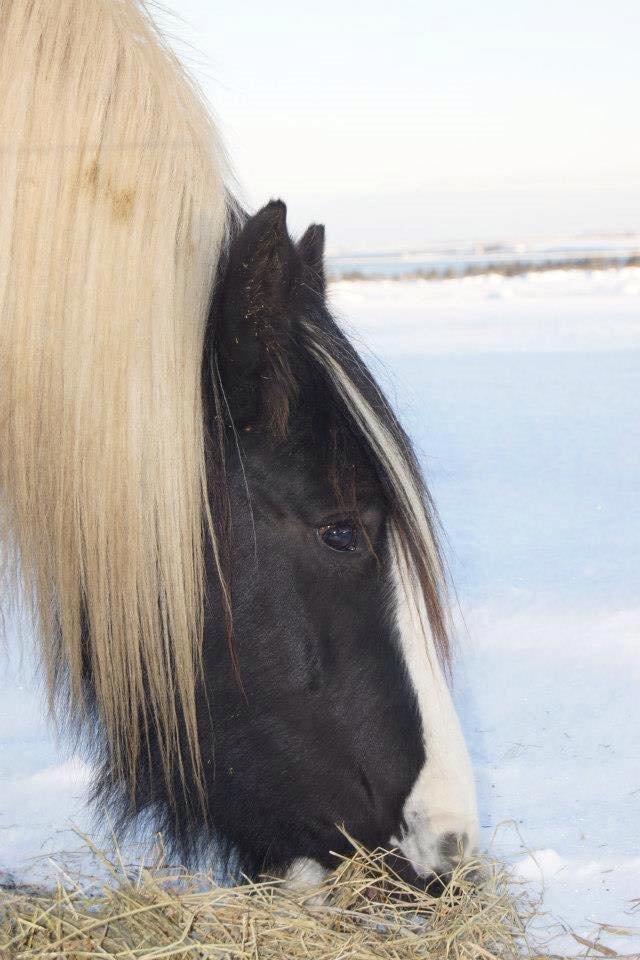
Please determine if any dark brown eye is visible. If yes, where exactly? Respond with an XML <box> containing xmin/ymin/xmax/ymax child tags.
<box><xmin>319</xmin><ymin>522</ymin><xmax>357</xmax><ymax>552</ymax></box>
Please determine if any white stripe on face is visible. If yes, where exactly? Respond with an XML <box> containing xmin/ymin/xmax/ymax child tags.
<box><xmin>304</xmin><ymin>332</ymin><xmax>477</xmax><ymax>876</ymax></box>
<box><xmin>389</xmin><ymin>534</ymin><xmax>479</xmax><ymax>876</ymax></box>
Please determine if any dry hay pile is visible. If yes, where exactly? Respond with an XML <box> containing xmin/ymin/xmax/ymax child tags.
<box><xmin>0</xmin><ymin>839</ymin><xmax>551</xmax><ymax>960</ymax></box>
<box><xmin>5</xmin><ymin>839</ymin><xmax>637</xmax><ymax>960</ymax></box>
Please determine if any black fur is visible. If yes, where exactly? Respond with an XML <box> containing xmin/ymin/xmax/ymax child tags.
<box><xmin>94</xmin><ymin>201</ymin><xmax>449</xmax><ymax>881</ymax></box>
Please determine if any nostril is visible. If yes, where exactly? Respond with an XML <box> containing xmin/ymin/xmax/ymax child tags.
<box><xmin>384</xmin><ymin>852</ymin><xmax>422</xmax><ymax>887</ymax></box>
<box><xmin>439</xmin><ymin>830</ymin><xmax>468</xmax><ymax>865</ymax></box>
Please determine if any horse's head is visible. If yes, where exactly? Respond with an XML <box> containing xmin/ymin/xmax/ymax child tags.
<box><xmin>193</xmin><ymin>200</ymin><xmax>479</xmax><ymax>885</ymax></box>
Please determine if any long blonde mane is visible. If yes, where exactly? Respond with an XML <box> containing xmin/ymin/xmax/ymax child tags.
<box><xmin>0</xmin><ymin>0</ymin><xmax>229</xmax><ymax>793</ymax></box>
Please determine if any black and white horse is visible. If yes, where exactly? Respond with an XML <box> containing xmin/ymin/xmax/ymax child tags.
<box><xmin>0</xmin><ymin>0</ymin><xmax>476</xmax><ymax>895</ymax></box>
<box><xmin>97</xmin><ymin>200</ymin><xmax>478</xmax><ymax>887</ymax></box>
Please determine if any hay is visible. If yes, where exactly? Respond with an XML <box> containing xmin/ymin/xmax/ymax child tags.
<box><xmin>0</xmin><ymin>840</ymin><xmax>543</xmax><ymax>960</ymax></box>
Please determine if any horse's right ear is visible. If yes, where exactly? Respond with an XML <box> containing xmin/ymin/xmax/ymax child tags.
<box><xmin>297</xmin><ymin>223</ymin><xmax>325</xmax><ymax>295</ymax></box>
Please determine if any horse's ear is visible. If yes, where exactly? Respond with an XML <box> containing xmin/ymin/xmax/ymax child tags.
<box><xmin>216</xmin><ymin>200</ymin><xmax>299</xmax><ymax>436</ymax></box>
<box><xmin>297</xmin><ymin>223</ymin><xmax>325</xmax><ymax>295</ymax></box>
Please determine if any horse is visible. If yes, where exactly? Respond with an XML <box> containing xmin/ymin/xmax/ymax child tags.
<box><xmin>0</xmin><ymin>0</ymin><xmax>478</xmax><ymax>886</ymax></box>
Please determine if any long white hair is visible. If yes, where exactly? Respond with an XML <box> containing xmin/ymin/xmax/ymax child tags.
<box><xmin>0</xmin><ymin>0</ymin><xmax>230</xmax><ymax>794</ymax></box>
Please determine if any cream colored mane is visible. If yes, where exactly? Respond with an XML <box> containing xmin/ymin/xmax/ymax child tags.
<box><xmin>0</xmin><ymin>0</ymin><xmax>230</xmax><ymax>793</ymax></box>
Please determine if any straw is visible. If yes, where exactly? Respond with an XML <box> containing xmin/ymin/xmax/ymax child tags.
<box><xmin>0</xmin><ymin>837</ymin><xmax>632</xmax><ymax>960</ymax></box>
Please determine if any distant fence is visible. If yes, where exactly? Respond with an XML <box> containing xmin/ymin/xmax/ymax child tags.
<box><xmin>328</xmin><ymin>252</ymin><xmax>640</xmax><ymax>282</ymax></box>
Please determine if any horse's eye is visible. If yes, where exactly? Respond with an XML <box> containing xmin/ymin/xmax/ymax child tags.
<box><xmin>319</xmin><ymin>522</ymin><xmax>358</xmax><ymax>552</ymax></box>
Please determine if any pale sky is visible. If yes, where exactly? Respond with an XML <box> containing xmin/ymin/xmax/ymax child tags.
<box><xmin>159</xmin><ymin>1</ymin><xmax>640</xmax><ymax>251</ymax></box>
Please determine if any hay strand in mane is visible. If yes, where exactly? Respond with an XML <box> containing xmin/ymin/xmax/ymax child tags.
<box><xmin>0</xmin><ymin>0</ymin><xmax>229</xmax><ymax>797</ymax></box>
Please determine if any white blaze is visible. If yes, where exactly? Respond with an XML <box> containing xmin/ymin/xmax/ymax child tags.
<box><xmin>304</xmin><ymin>330</ymin><xmax>479</xmax><ymax>876</ymax></box>
<box><xmin>390</xmin><ymin>535</ymin><xmax>479</xmax><ymax>875</ymax></box>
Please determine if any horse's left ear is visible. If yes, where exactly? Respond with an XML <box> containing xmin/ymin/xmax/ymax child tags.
<box><xmin>297</xmin><ymin>223</ymin><xmax>325</xmax><ymax>295</ymax></box>
<box><xmin>215</xmin><ymin>200</ymin><xmax>300</xmax><ymax>437</ymax></box>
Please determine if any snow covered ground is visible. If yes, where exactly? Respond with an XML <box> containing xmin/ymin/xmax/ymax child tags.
<box><xmin>332</xmin><ymin>268</ymin><xmax>640</xmax><ymax>953</ymax></box>
<box><xmin>2</xmin><ymin>267</ymin><xmax>639</xmax><ymax>953</ymax></box>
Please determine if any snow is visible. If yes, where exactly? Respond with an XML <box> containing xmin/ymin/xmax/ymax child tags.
<box><xmin>2</xmin><ymin>267</ymin><xmax>639</xmax><ymax>952</ymax></box>
<box><xmin>329</xmin><ymin>268</ymin><xmax>640</xmax><ymax>353</ymax></box>
<box><xmin>331</xmin><ymin>268</ymin><xmax>640</xmax><ymax>952</ymax></box>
